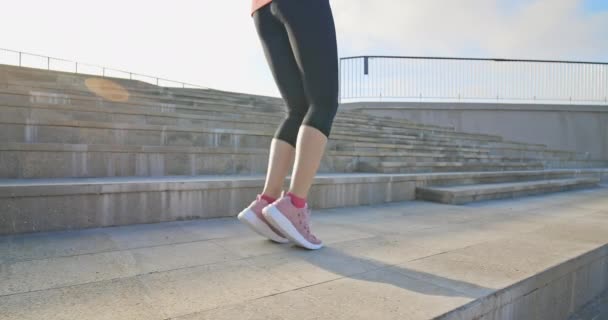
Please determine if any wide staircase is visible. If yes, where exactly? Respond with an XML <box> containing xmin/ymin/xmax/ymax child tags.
<box><xmin>1</xmin><ymin>64</ymin><xmax>607</xmax><ymax>235</ymax></box>
<box><xmin>1</xmin><ymin>64</ymin><xmax>607</xmax><ymax>320</ymax></box>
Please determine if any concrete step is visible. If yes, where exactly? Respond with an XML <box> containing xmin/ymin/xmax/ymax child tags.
<box><xmin>416</xmin><ymin>177</ymin><xmax>600</xmax><ymax>204</ymax></box>
<box><xmin>339</xmin><ymin>140</ymin><xmax>586</xmax><ymax>161</ymax></box>
<box><xmin>0</xmin><ymin>142</ymin><xmax>549</xmax><ymax>179</ymax></box>
<box><xmin>1</xmin><ymin>104</ymin><xmax>504</xmax><ymax>148</ymax></box>
<box><xmin>0</xmin><ymin>82</ymin><xmax>435</xmax><ymax>125</ymax></box>
<box><xmin>0</xmin><ymin>64</ymin><xmax>161</xmax><ymax>90</ymax></box>
<box><xmin>1</xmin><ymin>70</ymin><xmax>441</xmax><ymax>129</ymax></box>
<box><xmin>1</xmin><ymin>168</ymin><xmax>607</xmax><ymax>235</ymax></box>
<box><xmin>380</xmin><ymin>161</ymin><xmax>545</xmax><ymax>173</ymax></box>
<box><xmin>0</xmin><ymin>189</ymin><xmax>607</xmax><ymax>319</ymax></box>
<box><xmin>0</xmin><ymin>111</ymin><xmax>573</xmax><ymax>158</ymax></box>
<box><xmin>0</xmin><ymin>118</ymin><xmax>523</xmax><ymax>155</ymax></box>
<box><xmin>9</xmin><ymin>102</ymin><xmax>562</xmax><ymax>157</ymax></box>
<box><xmin>0</xmin><ymin>65</ymin><xmax>574</xmax><ymax>150</ymax></box>
<box><xmin>0</xmin><ymin>89</ymin><xmax>478</xmax><ymax>141</ymax></box>
<box><xmin>487</xmin><ymin>146</ymin><xmax>583</xmax><ymax>160</ymax></box>
<box><xmin>0</xmin><ymin>88</ymin><xmax>467</xmax><ymax>136</ymax></box>
<box><xmin>0</xmin><ymin>103</ymin><xmax>479</xmax><ymax>151</ymax></box>
<box><xmin>1</xmin><ymin>109</ymin><xmax>514</xmax><ymax>157</ymax></box>
<box><xmin>412</xmin><ymin>168</ymin><xmax>608</xmax><ymax>186</ymax></box>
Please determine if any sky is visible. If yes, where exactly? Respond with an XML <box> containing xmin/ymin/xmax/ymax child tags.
<box><xmin>1</xmin><ymin>0</ymin><xmax>607</xmax><ymax>97</ymax></box>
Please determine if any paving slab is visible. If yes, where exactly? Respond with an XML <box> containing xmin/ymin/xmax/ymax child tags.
<box><xmin>0</xmin><ymin>186</ymin><xmax>607</xmax><ymax>320</ymax></box>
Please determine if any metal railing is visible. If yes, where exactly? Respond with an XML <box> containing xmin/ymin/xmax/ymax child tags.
<box><xmin>339</xmin><ymin>56</ymin><xmax>608</xmax><ymax>105</ymax></box>
<box><xmin>0</xmin><ymin>48</ymin><xmax>207</xmax><ymax>89</ymax></box>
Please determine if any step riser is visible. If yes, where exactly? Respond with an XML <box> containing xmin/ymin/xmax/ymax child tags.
<box><xmin>0</xmin><ymin>89</ymin><xmax>560</xmax><ymax>149</ymax></box>
<box><xmin>0</xmin><ymin>104</ymin><xmax>279</xmax><ymax>132</ymax></box>
<box><xmin>0</xmin><ymin>89</ymin><xmax>460</xmax><ymax>134</ymax></box>
<box><xmin>2</xmin><ymin>116</ymin><xmax>511</xmax><ymax>156</ymax></box>
<box><xmin>2</xmin><ymin>82</ymin><xmax>285</xmax><ymax>111</ymax></box>
<box><xmin>363</xmin><ymin>155</ymin><xmax>502</xmax><ymax>163</ymax></box>
<box><xmin>3</xmin><ymin>148</ymin><xmax>398</xmax><ymax>178</ymax></box>
<box><xmin>334</xmin><ymin>146</ymin><xmax>489</xmax><ymax>155</ymax></box>
<box><xmin>3</xmin><ymin>147</ymin><xmax>546</xmax><ymax>179</ymax></box>
<box><xmin>417</xmin><ymin>171</ymin><xmax>582</xmax><ymax>186</ymax></box>
<box><xmin>381</xmin><ymin>165</ymin><xmax>545</xmax><ymax>174</ymax></box>
<box><xmin>2</xmin><ymin>81</ymin><xmax>457</xmax><ymax>130</ymax></box>
<box><xmin>4</xmin><ymin>121</ymin><xmax>504</xmax><ymax>156</ymax></box>
<box><xmin>0</xmin><ymin>120</ymin><xmax>526</xmax><ymax>154</ymax></box>
<box><xmin>0</xmin><ymin>150</ymin><xmax>271</xmax><ymax>178</ymax></box>
<box><xmin>5</xmin><ymin>74</ymin><xmax>581</xmax><ymax>151</ymax></box>
<box><xmin>2</xmin><ymin>169</ymin><xmax>606</xmax><ymax>236</ymax></box>
<box><xmin>0</xmin><ymin>99</ymin><xmax>498</xmax><ymax>144</ymax></box>
<box><xmin>417</xmin><ymin>181</ymin><xmax>599</xmax><ymax>205</ymax></box>
<box><xmin>489</xmin><ymin>148</ymin><xmax>586</xmax><ymax>161</ymax></box>
<box><xmin>0</xmin><ymin>175</ymin><xmax>416</xmax><ymax>235</ymax></box>
<box><xmin>543</xmin><ymin>161</ymin><xmax>608</xmax><ymax>168</ymax></box>
<box><xmin>0</xmin><ymin>123</ymin><xmax>275</xmax><ymax>149</ymax></box>
<box><xmin>0</xmin><ymin>89</ymin><xmax>282</xmax><ymax>118</ymax></box>
<box><xmin>7</xmin><ymin>86</ymin><xmax>540</xmax><ymax>145</ymax></box>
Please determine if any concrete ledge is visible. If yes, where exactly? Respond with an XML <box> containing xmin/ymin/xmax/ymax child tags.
<box><xmin>438</xmin><ymin>244</ymin><xmax>608</xmax><ymax>320</ymax></box>
<box><xmin>416</xmin><ymin>178</ymin><xmax>600</xmax><ymax>204</ymax></box>
<box><xmin>2</xmin><ymin>169</ymin><xmax>607</xmax><ymax>235</ymax></box>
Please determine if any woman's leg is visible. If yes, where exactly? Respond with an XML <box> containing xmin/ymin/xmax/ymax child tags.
<box><xmin>261</xmin><ymin>138</ymin><xmax>294</xmax><ymax>199</ymax></box>
<box><xmin>259</xmin><ymin>0</ymin><xmax>338</xmax><ymax>250</ymax></box>
<box><xmin>275</xmin><ymin>0</ymin><xmax>340</xmax><ymax>201</ymax></box>
<box><xmin>238</xmin><ymin>5</ymin><xmax>314</xmax><ymax>243</ymax></box>
<box><xmin>253</xmin><ymin>5</ymin><xmax>313</xmax><ymax>200</ymax></box>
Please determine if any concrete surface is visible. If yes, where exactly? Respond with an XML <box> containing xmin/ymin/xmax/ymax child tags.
<box><xmin>569</xmin><ymin>289</ymin><xmax>608</xmax><ymax>320</ymax></box>
<box><xmin>345</xmin><ymin>102</ymin><xmax>608</xmax><ymax>161</ymax></box>
<box><xmin>1</xmin><ymin>186</ymin><xmax>607</xmax><ymax>319</ymax></box>
<box><xmin>416</xmin><ymin>177</ymin><xmax>600</xmax><ymax>204</ymax></box>
<box><xmin>3</xmin><ymin>169</ymin><xmax>608</xmax><ymax>235</ymax></box>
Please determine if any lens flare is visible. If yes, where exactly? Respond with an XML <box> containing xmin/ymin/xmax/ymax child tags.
<box><xmin>84</xmin><ymin>78</ymin><xmax>130</xmax><ymax>102</ymax></box>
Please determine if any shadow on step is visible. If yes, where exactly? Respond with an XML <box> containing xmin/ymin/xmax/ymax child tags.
<box><xmin>293</xmin><ymin>246</ymin><xmax>491</xmax><ymax>299</ymax></box>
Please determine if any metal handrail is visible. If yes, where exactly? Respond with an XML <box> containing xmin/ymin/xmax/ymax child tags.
<box><xmin>339</xmin><ymin>55</ymin><xmax>608</xmax><ymax>105</ymax></box>
<box><xmin>0</xmin><ymin>48</ymin><xmax>208</xmax><ymax>89</ymax></box>
<box><xmin>341</xmin><ymin>55</ymin><xmax>608</xmax><ymax>65</ymax></box>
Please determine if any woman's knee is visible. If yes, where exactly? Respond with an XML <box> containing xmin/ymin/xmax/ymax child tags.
<box><xmin>302</xmin><ymin>103</ymin><xmax>339</xmax><ymax>137</ymax></box>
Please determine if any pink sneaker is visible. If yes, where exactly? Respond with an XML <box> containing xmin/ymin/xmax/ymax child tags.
<box><xmin>262</xmin><ymin>195</ymin><xmax>323</xmax><ymax>250</ymax></box>
<box><xmin>237</xmin><ymin>195</ymin><xmax>289</xmax><ymax>243</ymax></box>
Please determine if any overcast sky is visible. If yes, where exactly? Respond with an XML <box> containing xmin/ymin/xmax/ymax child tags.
<box><xmin>2</xmin><ymin>0</ymin><xmax>607</xmax><ymax>97</ymax></box>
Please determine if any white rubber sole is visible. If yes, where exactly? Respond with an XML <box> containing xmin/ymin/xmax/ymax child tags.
<box><xmin>263</xmin><ymin>206</ymin><xmax>323</xmax><ymax>250</ymax></box>
<box><xmin>237</xmin><ymin>208</ymin><xmax>289</xmax><ymax>244</ymax></box>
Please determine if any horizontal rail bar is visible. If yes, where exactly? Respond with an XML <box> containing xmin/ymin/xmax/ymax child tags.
<box><xmin>341</xmin><ymin>55</ymin><xmax>608</xmax><ymax>66</ymax></box>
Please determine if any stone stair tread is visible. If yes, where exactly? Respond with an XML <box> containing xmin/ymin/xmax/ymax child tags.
<box><xmin>416</xmin><ymin>177</ymin><xmax>601</xmax><ymax>204</ymax></box>
<box><xmin>0</xmin><ymin>142</ymin><xmax>548</xmax><ymax>163</ymax></box>
<box><xmin>342</xmin><ymin>141</ymin><xmax>576</xmax><ymax>154</ymax></box>
<box><xmin>1</xmin><ymin>117</ymin><xmax>524</xmax><ymax>151</ymax></box>
<box><xmin>0</xmin><ymin>142</ymin><xmax>505</xmax><ymax>160</ymax></box>
<box><xmin>0</xmin><ymin>170</ymin><xmax>602</xmax><ymax>197</ymax></box>
<box><xmin>381</xmin><ymin>161</ymin><xmax>542</xmax><ymax>167</ymax></box>
<box><xmin>1</xmin><ymin>87</ymin><xmax>457</xmax><ymax>133</ymax></box>
<box><xmin>418</xmin><ymin>177</ymin><xmax>600</xmax><ymax>195</ymax></box>
<box><xmin>0</xmin><ymin>95</ymin><xmax>462</xmax><ymax>135</ymax></box>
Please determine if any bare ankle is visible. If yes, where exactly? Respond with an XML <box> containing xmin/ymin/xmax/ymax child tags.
<box><xmin>261</xmin><ymin>189</ymin><xmax>282</xmax><ymax>199</ymax></box>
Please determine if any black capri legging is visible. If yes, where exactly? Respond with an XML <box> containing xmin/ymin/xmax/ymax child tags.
<box><xmin>253</xmin><ymin>0</ymin><xmax>339</xmax><ymax>147</ymax></box>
